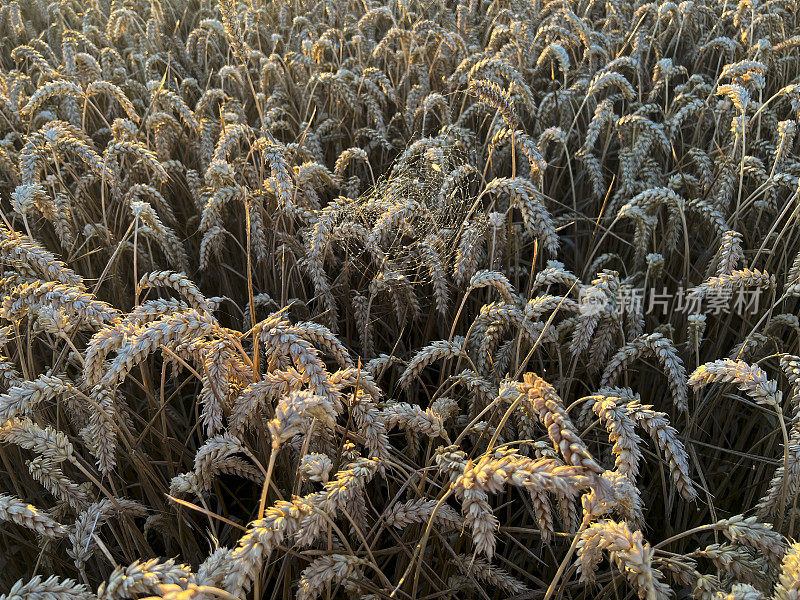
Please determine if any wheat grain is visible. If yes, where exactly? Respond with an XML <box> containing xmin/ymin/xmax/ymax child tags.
<box><xmin>0</xmin><ymin>494</ymin><xmax>66</xmax><ymax>538</ymax></box>
<box><xmin>0</xmin><ymin>577</ymin><xmax>93</xmax><ymax>600</ymax></box>
<box><xmin>689</xmin><ymin>359</ymin><xmax>781</xmax><ymax>407</ymax></box>
<box><xmin>98</xmin><ymin>559</ymin><xmax>192</xmax><ymax>600</ymax></box>
<box><xmin>577</xmin><ymin>519</ymin><xmax>671</xmax><ymax>600</ymax></box>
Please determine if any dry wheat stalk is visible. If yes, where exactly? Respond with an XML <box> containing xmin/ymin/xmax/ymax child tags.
<box><xmin>2</xmin><ymin>0</ymin><xmax>800</xmax><ymax>596</ymax></box>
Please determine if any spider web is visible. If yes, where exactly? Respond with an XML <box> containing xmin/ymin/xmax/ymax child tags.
<box><xmin>336</xmin><ymin>143</ymin><xmax>479</xmax><ymax>284</ymax></box>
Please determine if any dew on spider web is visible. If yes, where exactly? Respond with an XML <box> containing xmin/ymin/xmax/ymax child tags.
<box><xmin>337</xmin><ymin>143</ymin><xmax>480</xmax><ymax>286</ymax></box>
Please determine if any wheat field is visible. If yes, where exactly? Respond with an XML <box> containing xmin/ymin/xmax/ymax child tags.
<box><xmin>2</xmin><ymin>0</ymin><xmax>800</xmax><ymax>598</ymax></box>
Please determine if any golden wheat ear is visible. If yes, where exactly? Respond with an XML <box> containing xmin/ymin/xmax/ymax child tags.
<box><xmin>577</xmin><ymin>520</ymin><xmax>672</xmax><ymax>600</ymax></box>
